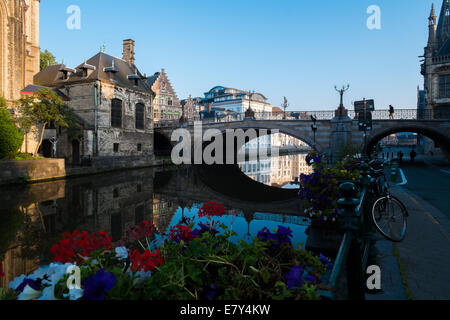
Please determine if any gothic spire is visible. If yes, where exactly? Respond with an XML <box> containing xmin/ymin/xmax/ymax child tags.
<box><xmin>436</xmin><ymin>0</ymin><xmax>450</xmax><ymax>47</ymax></box>
<box><xmin>430</xmin><ymin>3</ymin><xmax>436</xmax><ymax>20</ymax></box>
<box><xmin>428</xmin><ymin>3</ymin><xmax>438</xmax><ymax>48</ymax></box>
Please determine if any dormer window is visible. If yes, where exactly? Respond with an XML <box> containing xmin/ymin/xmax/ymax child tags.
<box><xmin>104</xmin><ymin>60</ymin><xmax>119</xmax><ymax>81</ymax></box>
<box><xmin>60</xmin><ymin>66</ymin><xmax>75</xmax><ymax>81</ymax></box>
<box><xmin>127</xmin><ymin>69</ymin><xmax>141</xmax><ymax>86</ymax></box>
<box><xmin>79</xmin><ymin>61</ymin><xmax>96</xmax><ymax>78</ymax></box>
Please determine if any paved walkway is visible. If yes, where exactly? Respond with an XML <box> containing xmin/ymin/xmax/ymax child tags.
<box><xmin>367</xmin><ymin>185</ymin><xmax>450</xmax><ymax>300</ymax></box>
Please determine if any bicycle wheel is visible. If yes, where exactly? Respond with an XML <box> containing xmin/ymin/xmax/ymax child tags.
<box><xmin>371</xmin><ymin>195</ymin><xmax>407</xmax><ymax>242</ymax></box>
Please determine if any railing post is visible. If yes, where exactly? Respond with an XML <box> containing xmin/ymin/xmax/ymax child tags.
<box><xmin>359</xmin><ymin>162</ymin><xmax>378</xmax><ymax>265</ymax></box>
<box><xmin>337</xmin><ymin>182</ymin><xmax>365</xmax><ymax>300</ymax></box>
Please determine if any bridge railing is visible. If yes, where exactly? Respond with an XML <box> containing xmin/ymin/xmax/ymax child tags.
<box><xmin>154</xmin><ymin>109</ymin><xmax>447</xmax><ymax>128</ymax></box>
<box><xmin>315</xmin><ymin>163</ymin><xmax>377</xmax><ymax>300</ymax></box>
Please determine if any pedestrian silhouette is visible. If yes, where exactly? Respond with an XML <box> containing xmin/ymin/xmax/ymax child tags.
<box><xmin>398</xmin><ymin>151</ymin><xmax>404</xmax><ymax>164</ymax></box>
<box><xmin>389</xmin><ymin>105</ymin><xmax>395</xmax><ymax>120</ymax></box>
<box><xmin>410</xmin><ymin>149</ymin><xmax>417</xmax><ymax>164</ymax></box>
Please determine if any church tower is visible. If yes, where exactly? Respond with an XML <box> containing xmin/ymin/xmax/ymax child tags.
<box><xmin>0</xmin><ymin>0</ymin><xmax>40</xmax><ymax>103</ymax></box>
<box><xmin>428</xmin><ymin>4</ymin><xmax>437</xmax><ymax>49</ymax></box>
<box><xmin>421</xmin><ymin>1</ymin><xmax>450</xmax><ymax>119</ymax></box>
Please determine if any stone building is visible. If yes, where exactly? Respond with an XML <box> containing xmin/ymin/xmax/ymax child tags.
<box><xmin>0</xmin><ymin>0</ymin><xmax>40</xmax><ymax>103</ymax></box>
<box><xmin>32</xmin><ymin>40</ymin><xmax>154</xmax><ymax>165</ymax></box>
<box><xmin>147</xmin><ymin>69</ymin><xmax>182</xmax><ymax>123</ymax></box>
<box><xmin>197</xmin><ymin>86</ymin><xmax>274</xmax><ymax>115</ymax></box>
<box><xmin>421</xmin><ymin>1</ymin><xmax>450</xmax><ymax>119</ymax></box>
<box><xmin>180</xmin><ymin>95</ymin><xmax>200</xmax><ymax>121</ymax></box>
<box><xmin>0</xmin><ymin>0</ymin><xmax>40</xmax><ymax>154</ymax></box>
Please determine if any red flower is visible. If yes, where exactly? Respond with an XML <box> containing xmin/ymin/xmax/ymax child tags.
<box><xmin>199</xmin><ymin>201</ymin><xmax>225</xmax><ymax>218</ymax></box>
<box><xmin>50</xmin><ymin>230</ymin><xmax>112</xmax><ymax>264</ymax></box>
<box><xmin>129</xmin><ymin>249</ymin><xmax>163</xmax><ymax>273</ymax></box>
<box><xmin>121</xmin><ymin>221</ymin><xmax>154</xmax><ymax>245</ymax></box>
<box><xmin>0</xmin><ymin>261</ymin><xmax>5</xmax><ymax>278</ymax></box>
<box><xmin>168</xmin><ymin>225</ymin><xmax>196</xmax><ymax>243</ymax></box>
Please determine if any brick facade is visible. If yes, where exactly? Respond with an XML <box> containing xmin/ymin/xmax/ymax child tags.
<box><xmin>148</xmin><ymin>69</ymin><xmax>182</xmax><ymax>122</ymax></box>
<box><xmin>34</xmin><ymin>48</ymin><xmax>155</xmax><ymax>165</ymax></box>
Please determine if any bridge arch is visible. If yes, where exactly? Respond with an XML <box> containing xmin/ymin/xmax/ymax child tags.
<box><xmin>366</xmin><ymin>124</ymin><xmax>450</xmax><ymax>156</ymax></box>
<box><xmin>204</xmin><ymin>121</ymin><xmax>324</xmax><ymax>152</ymax></box>
<box><xmin>154</xmin><ymin>131</ymin><xmax>173</xmax><ymax>157</ymax></box>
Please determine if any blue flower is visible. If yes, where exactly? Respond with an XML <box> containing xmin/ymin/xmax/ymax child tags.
<box><xmin>192</xmin><ymin>223</ymin><xmax>219</xmax><ymax>237</ymax></box>
<box><xmin>273</xmin><ymin>226</ymin><xmax>293</xmax><ymax>246</ymax></box>
<box><xmin>285</xmin><ymin>266</ymin><xmax>304</xmax><ymax>289</ymax></box>
<box><xmin>319</xmin><ymin>254</ymin><xmax>333</xmax><ymax>270</ymax></box>
<box><xmin>257</xmin><ymin>227</ymin><xmax>273</xmax><ymax>242</ymax></box>
<box><xmin>82</xmin><ymin>268</ymin><xmax>116</xmax><ymax>300</ymax></box>
<box><xmin>15</xmin><ymin>278</ymin><xmax>44</xmax><ymax>292</ymax></box>
<box><xmin>204</xmin><ymin>284</ymin><xmax>217</xmax><ymax>300</ymax></box>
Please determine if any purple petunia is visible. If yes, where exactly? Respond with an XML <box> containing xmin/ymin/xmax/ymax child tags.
<box><xmin>285</xmin><ymin>266</ymin><xmax>317</xmax><ymax>289</ymax></box>
<box><xmin>15</xmin><ymin>277</ymin><xmax>45</xmax><ymax>292</ymax></box>
<box><xmin>319</xmin><ymin>254</ymin><xmax>333</xmax><ymax>270</ymax></box>
<box><xmin>257</xmin><ymin>227</ymin><xmax>273</xmax><ymax>242</ymax></box>
<box><xmin>204</xmin><ymin>284</ymin><xmax>217</xmax><ymax>300</ymax></box>
<box><xmin>285</xmin><ymin>265</ymin><xmax>303</xmax><ymax>288</ymax></box>
<box><xmin>82</xmin><ymin>268</ymin><xmax>116</xmax><ymax>300</ymax></box>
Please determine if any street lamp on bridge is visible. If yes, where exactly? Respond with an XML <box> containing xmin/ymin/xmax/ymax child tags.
<box><xmin>335</xmin><ymin>84</ymin><xmax>350</xmax><ymax>118</ymax></box>
<box><xmin>282</xmin><ymin>96</ymin><xmax>289</xmax><ymax>120</ymax></box>
<box><xmin>311</xmin><ymin>115</ymin><xmax>318</xmax><ymax>150</ymax></box>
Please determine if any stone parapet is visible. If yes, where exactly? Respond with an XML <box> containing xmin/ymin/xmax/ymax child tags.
<box><xmin>0</xmin><ymin>158</ymin><xmax>66</xmax><ymax>185</ymax></box>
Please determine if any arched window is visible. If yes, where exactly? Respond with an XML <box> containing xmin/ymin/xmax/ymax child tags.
<box><xmin>135</xmin><ymin>103</ymin><xmax>145</xmax><ymax>130</ymax></box>
<box><xmin>111</xmin><ymin>99</ymin><xmax>122</xmax><ymax>128</ymax></box>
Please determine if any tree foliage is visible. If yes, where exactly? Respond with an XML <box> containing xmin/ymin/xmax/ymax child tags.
<box><xmin>0</xmin><ymin>97</ymin><xmax>24</xmax><ymax>159</ymax></box>
<box><xmin>40</xmin><ymin>50</ymin><xmax>57</xmax><ymax>71</ymax></box>
<box><xmin>17</xmin><ymin>89</ymin><xmax>72</xmax><ymax>157</ymax></box>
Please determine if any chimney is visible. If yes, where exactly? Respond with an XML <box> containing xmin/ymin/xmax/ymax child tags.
<box><xmin>122</xmin><ymin>39</ymin><xmax>135</xmax><ymax>65</ymax></box>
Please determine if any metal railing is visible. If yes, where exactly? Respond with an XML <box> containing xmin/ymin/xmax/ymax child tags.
<box><xmin>317</xmin><ymin>163</ymin><xmax>377</xmax><ymax>300</ymax></box>
<box><xmin>154</xmin><ymin>109</ymin><xmax>448</xmax><ymax>129</ymax></box>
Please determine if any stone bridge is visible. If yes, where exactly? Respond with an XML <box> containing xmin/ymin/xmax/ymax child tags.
<box><xmin>155</xmin><ymin>117</ymin><xmax>450</xmax><ymax>158</ymax></box>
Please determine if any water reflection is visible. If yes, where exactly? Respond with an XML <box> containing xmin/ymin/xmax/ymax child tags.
<box><xmin>0</xmin><ymin>157</ymin><xmax>311</xmax><ymax>290</ymax></box>
<box><xmin>239</xmin><ymin>152</ymin><xmax>313</xmax><ymax>188</ymax></box>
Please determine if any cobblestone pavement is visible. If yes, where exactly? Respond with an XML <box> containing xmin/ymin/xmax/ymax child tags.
<box><xmin>369</xmin><ymin>185</ymin><xmax>450</xmax><ymax>300</ymax></box>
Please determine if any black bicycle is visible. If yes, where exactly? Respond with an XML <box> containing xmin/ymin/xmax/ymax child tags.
<box><xmin>368</xmin><ymin>159</ymin><xmax>408</xmax><ymax>242</ymax></box>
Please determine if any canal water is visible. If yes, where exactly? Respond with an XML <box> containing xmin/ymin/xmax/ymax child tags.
<box><xmin>0</xmin><ymin>152</ymin><xmax>313</xmax><ymax>289</ymax></box>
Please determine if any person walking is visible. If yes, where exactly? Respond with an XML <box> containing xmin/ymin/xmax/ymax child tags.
<box><xmin>389</xmin><ymin>105</ymin><xmax>395</xmax><ymax>120</ymax></box>
<box><xmin>398</xmin><ymin>150</ymin><xmax>404</xmax><ymax>164</ymax></box>
<box><xmin>410</xmin><ymin>149</ymin><xmax>417</xmax><ymax>164</ymax></box>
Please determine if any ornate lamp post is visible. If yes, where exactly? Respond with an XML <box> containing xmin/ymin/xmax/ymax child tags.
<box><xmin>282</xmin><ymin>96</ymin><xmax>289</xmax><ymax>120</ymax></box>
<box><xmin>335</xmin><ymin>84</ymin><xmax>350</xmax><ymax>118</ymax></box>
<box><xmin>311</xmin><ymin>115</ymin><xmax>318</xmax><ymax>150</ymax></box>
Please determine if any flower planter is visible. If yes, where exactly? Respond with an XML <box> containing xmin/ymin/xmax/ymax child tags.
<box><xmin>305</xmin><ymin>222</ymin><xmax>344</xmax><ymax>258</ymax></box>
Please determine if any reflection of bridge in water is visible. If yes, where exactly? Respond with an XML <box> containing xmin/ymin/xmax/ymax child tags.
<box><xmin>154</xmin><ymin>165</ymin><xmax>305</xmax><ymax>217</ymax></box>
<box><xmin>234</xmin><ymin>212</ymin><xmax>310</xmax><ymax>226</ymax></box>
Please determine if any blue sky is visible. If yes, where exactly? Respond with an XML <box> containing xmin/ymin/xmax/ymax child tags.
<box><xmin>40</xmin><ymin>0</ymin><xmax>436</xmax><ymax>110</ymax></box>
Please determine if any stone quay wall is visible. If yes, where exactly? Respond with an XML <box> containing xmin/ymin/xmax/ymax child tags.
<box><xmin>0</xmin><ymin>156</ymin><xmax>172</xmax><ymax>185</ymax></box>
<box><xmin>0</xmin><ymin>159</ymin><xmax>66</xmax><ymax>185</ymax></box>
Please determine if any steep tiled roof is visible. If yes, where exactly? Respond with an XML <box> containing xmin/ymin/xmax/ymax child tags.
<box><xmin>34</xmin><ymin>52</ymin><xmax>152</xmax><ymax>94</ymax></box>
<box><xmin>146</xmin><ymin>72</ymin><xmax>160</xmax><ymax>88</ymax></box>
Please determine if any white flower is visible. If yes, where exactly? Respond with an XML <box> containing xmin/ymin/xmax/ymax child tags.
<box><xmin>9</xmin><ymin>275</ymin><xmax>26</xmax><ymax>291</ymax></box>
<box><xmin>18</xmin><ymin>285</ymin><xmax>42</xmax><ymax>300</ymax></box>
<box><xmin>11</xmin><ymin>263</ymin><xmax>76</xmax><ymax>300</ymax></box>
<box><xmin>133</xmin><ymin>271</ymin><xmax>152</xmax><ymax>287</ymax></box>
<box><xmin>115</xmin><ymin>247</ymin><xmax>128</xmax><ymax>260</ymax></box>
